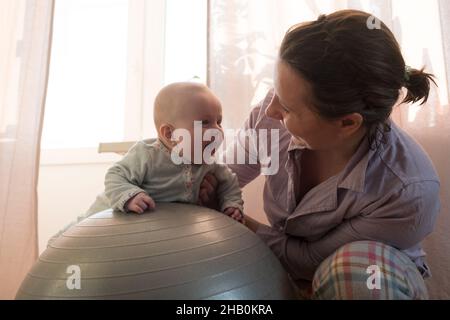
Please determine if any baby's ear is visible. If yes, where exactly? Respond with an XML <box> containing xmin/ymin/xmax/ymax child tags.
<box><xmin>159</xmin><ymin>124</ymin><xmax>173</xmax><ymax>141</ymax></box>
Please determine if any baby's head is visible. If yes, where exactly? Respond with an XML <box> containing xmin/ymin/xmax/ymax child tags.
<box><xmin>153</xmin><ymin>82</ymin><xmax>223</xmax><ymax>162</ymax></box>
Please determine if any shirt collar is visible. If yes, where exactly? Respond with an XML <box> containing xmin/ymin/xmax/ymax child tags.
<box><xmin>336</xmin><ymin>137</ymin><xmax>373</xmax><ymax>192</ymax></box>
<box><xmin>287</xmin><ymin>137</ymin><xmax>308</xmax><ymax>152</ymax></box>
<box><xmin>337</xmin><ymin>121</ymin><xmax>392</xmax><ymax>192</ymax></box>
<box><xmin>154</xmin><ymin>138</ymin><xmax>211</xmax><ymax>166</ymax></box>
<box><xmin>286</xmin><ymin>133</ymin><xmax>378</xmax><ymax>193</ymax></box>
<box><xmin>154</xmin><ymin>138</ymin><xmax>172</xmax><ymax>156</ymax></box>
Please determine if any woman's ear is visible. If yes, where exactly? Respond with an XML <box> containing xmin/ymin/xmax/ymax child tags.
<box><xmin>339</xmin><ymin>113</ymin><xmax>364</xmax><ymax>135</ymax></box>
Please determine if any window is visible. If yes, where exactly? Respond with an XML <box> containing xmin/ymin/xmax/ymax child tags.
<box><xmin>165</xmin><ymin>0</ymin><xmax>207</xmax><ymax>84</ymax></box>
<box><xmin>42</xmin><ymin>0</ymin><xmax>129</xmax><ymax>150</ymax></box>
<box><xmin>40</xmin><ymin>0</ymin><xmax>207</xmax><ymax>164</ymax></box>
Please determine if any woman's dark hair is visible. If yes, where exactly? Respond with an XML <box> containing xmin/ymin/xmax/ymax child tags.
<box><xmin>279</xmin><ymin>9</ymin><xmax>436</xmax><ymax>147</ymax></box>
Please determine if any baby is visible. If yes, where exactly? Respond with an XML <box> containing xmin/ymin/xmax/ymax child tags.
<box><xmin>87</xmin><ymin>82</ymin><xmax>244</xmax><ymax>222</ymax></box>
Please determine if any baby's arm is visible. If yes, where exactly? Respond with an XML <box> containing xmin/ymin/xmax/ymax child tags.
<box><xmin>104</xmin><ymin>142</ymin><xmax>153</xmax><ymax>212</ymax></box>
<box><xmin>211</xmin><ymin>164</ymin><xmax>244</xmax><ymax>221</ymax></box>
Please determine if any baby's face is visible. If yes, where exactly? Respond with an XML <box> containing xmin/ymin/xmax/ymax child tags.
<box><xmin>174</xmin><ymin>90</ymin><xmax>224</xmax><ymax>163</ymax></box>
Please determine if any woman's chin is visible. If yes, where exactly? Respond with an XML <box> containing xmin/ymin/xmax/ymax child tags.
<box><xmin>292</xmin><ymin>136</ymin><xmax>309</xmax><ymax>148</ymax></box>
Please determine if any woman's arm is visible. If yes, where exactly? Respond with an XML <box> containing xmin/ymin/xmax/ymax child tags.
<box><xmin>225</xmin><ymin>103</ymin><xmax>263</xmax><ymax>187</ymax></box>
<box><xmin>254</xmin><ymin>181</ymin><xmax>440</xmax><ymax>281</ymax></box>
<box><xmin>198</xmin><ymin>102</ymin><xmax>265</xmax><ymax>208</ymax></box>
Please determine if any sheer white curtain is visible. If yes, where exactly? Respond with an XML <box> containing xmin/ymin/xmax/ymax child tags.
<box><xmin>0</xmin><ymin>0</ymin><xmax>54</xmax><ymax>299</ymax></box>
<box><xmin>209</xmin><ymin>0</ymin><xmax>450</xmax><ymax>298</ymax></box>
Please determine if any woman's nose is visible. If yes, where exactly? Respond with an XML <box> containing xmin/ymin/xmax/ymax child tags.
<box><xmin>265</xmin><ymin>95</ymin><xmax>283</xmax><ymax>120</ymax></box>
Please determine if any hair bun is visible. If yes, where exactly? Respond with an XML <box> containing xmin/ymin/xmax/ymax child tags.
<box><xmin>402</xmin><ymin>67</ymin><xmax>436</xmax><ymax>105</ymax></box>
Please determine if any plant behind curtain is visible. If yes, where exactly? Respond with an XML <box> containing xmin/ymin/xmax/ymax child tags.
<box><xmin>208</xmin><ymin>0</ymin><xmax>450</xmax><ymax>299</ymax></box>
<box><xmin>0</xmin><ymin>0</ymin><xmax>54</xmax><ymax>299</ymax></box>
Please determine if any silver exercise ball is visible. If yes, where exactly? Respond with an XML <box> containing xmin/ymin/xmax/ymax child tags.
<box><xmin>16</xmin><ymin>203</ymin><xmax>296</xmax><ymax>299</ymax></box>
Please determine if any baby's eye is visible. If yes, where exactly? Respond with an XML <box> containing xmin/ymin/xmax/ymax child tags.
<box><xmin>202</xmin><ymin>120</ymin><xmax>209</xmax><ymax>126</ymax></box>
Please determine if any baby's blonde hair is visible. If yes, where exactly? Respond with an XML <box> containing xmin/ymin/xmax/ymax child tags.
<box><xmin>153</xmin><ymin>82</ymin><xmax>211</xmax><ymax>129</ymax></box>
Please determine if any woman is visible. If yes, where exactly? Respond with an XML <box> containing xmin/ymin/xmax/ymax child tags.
<box><xmin>200</xmin><ymin>10</ymin><xmax>440</xmax><ymax>299</ymax></box>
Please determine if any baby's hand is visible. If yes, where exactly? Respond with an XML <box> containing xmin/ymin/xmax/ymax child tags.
<box><xmin>125</xmin><ymin>192</ymin><xmax>155</xmax><ymax>214</ymax></box>
<box><xmin>223</xmin><ymin>207</ymin><xmax>244</xmax><ymax>223</ymax></box>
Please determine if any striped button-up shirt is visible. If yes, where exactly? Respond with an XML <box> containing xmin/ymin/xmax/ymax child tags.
<box><xmin>228</xmin><ymin>90</ymin><xmax>440</xmax><ymax>281</ymax></box>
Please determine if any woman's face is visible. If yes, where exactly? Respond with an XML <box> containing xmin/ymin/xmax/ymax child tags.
<box><xmin>266</xmin><ymin>60</ymin><xmax>342</xmax><ymax>150</ymax></box>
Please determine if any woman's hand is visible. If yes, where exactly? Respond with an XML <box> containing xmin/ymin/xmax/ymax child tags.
<box><xmin>198</xmin><ymin>173</ymin><xmax>220</xmax><ymax>210</ymax></box>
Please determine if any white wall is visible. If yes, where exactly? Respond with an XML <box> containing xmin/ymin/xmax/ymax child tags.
<box><xmin>38</xmin><ymin>163</ymin><xmax>268</xmax><ymax>254</ymax></box>
<box><xmin>37</xmin><ymin>162</ymin><xmax>113</xmax><ymax>253</ymax></box>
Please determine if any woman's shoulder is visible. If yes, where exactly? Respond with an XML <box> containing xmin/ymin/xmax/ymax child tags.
<box><xmin>374</xmin><ymin>121</ymin><xmax>439</xmax><ymax>186</ymax></box>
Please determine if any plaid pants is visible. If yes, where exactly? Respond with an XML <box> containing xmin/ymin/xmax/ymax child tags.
<box><xmin>294</xmin><ymin>241</ymin><xmax>428</xmax><ymax>300</ymax></box>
